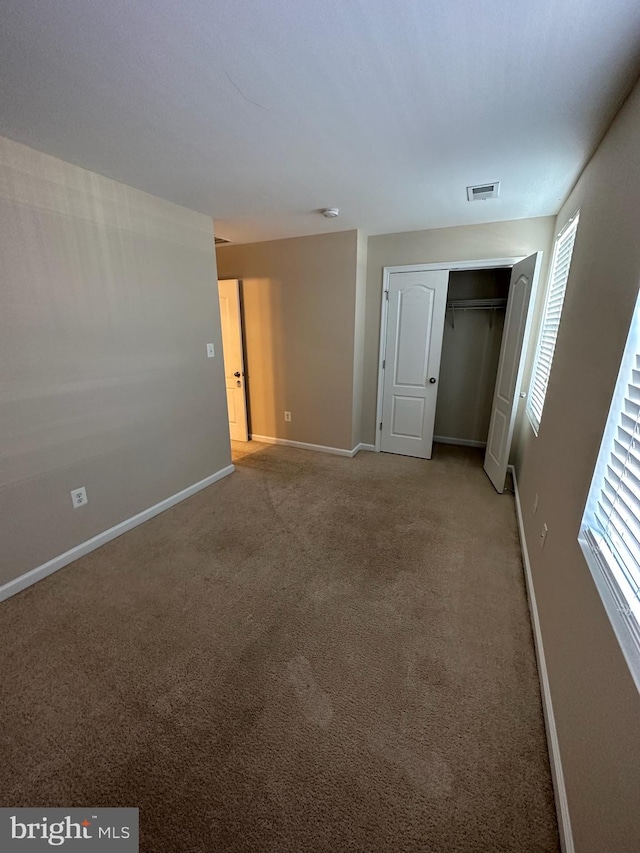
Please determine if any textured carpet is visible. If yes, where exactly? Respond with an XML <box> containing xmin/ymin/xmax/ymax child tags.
<box><xmin>0</xmin><ymin>442</ymin><xmax>559</xmax><ymax>852</ymax></box>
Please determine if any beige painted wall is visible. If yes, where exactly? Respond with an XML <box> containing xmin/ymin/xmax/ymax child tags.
<box><xmin>0</xmin><ymin>137</ymin><xmax>231</xmax><ymax>585</ymax></box>
<box><xmin>216</xmin><ymin>231</ymin><xmax>360</xmax><ymax>451</ymax></box>
<box><xmin>514</xmin><ymin>80</ymin><xmax>640</xmax><ymax>851</ymax></box>
<box><xmin>363</xmin><ymin>217</ymin><xmax>556</xmax><ymax>445</ymax></box>
<box><xmin>352</xmin><ymin>231</ymin><xmax>368</xmax><ymax>448</ymax></box>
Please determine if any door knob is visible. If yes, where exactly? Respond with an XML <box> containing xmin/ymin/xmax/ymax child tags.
<box><xmin>234</xmin><ymin>371</ymin><xmax>241</xmax><ymax>378</ymax></box>
<box><xmin>429</xmin><ymin>377</ymin><xmax>437</xmax><ymax>384</ymax></box>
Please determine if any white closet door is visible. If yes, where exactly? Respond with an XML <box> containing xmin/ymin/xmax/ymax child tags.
<box><xmin>484</xmin><ymin>253</ymin><xmax>542</xmax><ymax>492</ymax></box>
<box><xmin>380</xmin><ymin>269</ymin><xmax>449</xmax><ymax>459</ymax></box>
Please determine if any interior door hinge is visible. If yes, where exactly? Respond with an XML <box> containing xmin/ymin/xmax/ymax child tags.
<box><xmin>382</xmin><ymin>359</ymin><xmax>385</xmax><ymax>370</ymax></box>
<box><xmin>385</xmin><ymin>290</ymin><xmax>389</xmax><ymax>300</ymax></box>
<box><xmin>379</xmin><ymin>422</ymin><xmax>383</xmax><ymax>430</ymax></box>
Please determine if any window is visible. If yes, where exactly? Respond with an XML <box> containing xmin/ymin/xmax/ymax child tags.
<box><xmin>580</xmin><ymin>288</ymin><xmax>640</xmax><ymax>691</ymax></box>
<box><xmin>527</xmin><ymin>213</ymin><xmax>579</xmax><ymax>433</ymax></box>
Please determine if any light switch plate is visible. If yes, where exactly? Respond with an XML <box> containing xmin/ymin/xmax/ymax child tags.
<box><xmin>206</xmin><ymin>343</ymin><xmax>215</xmax><ymax>358</ymax></box>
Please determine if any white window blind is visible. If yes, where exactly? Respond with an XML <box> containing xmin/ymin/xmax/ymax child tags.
<box><xmin>527</xmin><ymin>214</ymin><xmax>579</xmax><ymax>433</ymax></box>
<box><xmin>581</xmin><ymin>291</ymin><xmax>640</xmax><ymax>690</ymax></box>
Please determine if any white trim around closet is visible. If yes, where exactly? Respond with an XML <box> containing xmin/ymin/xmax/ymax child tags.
<box><xmin>374</xmin><ymin>257</ymin><xmax>524</xmax><ymax>453</ymax></box>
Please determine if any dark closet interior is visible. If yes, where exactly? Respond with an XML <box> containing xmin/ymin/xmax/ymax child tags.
<box><xmin>434</xmin><ymin>267</ymin><xmax>511</xmax><ymax>445</ymax></box>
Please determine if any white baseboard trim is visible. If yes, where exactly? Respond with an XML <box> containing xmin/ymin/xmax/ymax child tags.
<box><xmin>509</xmin><ymin>465</ymin><xmax>574</xmax><ymax>853</ymax></box>
<box><xmin>352</xmin><ymin>443</ymin><xmax>376</xmax><ymax>454</ymax></box>
<box><xmin>251</xmin><ymin>434</ymin><xmax>356</xmax><ymax>457</ymax></box>
<box><xmin>0</xmin><ymin>464</ymin><xmax>235</xmax><ymax>604</ymax></box>
<box><xmin>434</xmin><ymin>435</ymin><xmax>487</xmax><ymax>448</ymax></box>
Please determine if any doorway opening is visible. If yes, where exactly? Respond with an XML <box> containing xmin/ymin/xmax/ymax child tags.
<box><xmin>218</xmin><ymin>279</ymin><xmax>250</xmax><ymax>451</ymax></box>
<box><xmin>434</xmin><ymin>267</ymin><xmax>511</xmax><ymax>448</ymax></box>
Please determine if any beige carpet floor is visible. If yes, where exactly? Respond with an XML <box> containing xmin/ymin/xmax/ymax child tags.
<box><xmin>0</xmin><ymin>442</ymin><xmax>559</xmax><ymax>852</ymax></box>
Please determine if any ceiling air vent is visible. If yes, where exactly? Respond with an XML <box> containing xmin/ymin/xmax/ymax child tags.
<box><xmin>467</xmin><ymin>182</ymin><xmax>500</xmax><ymax>201</ymax></box>
<box><xmin>214</xmin><ymin>236</ymin><xmax>232</xmax><ymax>245</ymax></box>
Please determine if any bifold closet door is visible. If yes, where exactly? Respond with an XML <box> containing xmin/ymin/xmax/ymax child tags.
<box><xmin>380</xmin><ymin>270</ymin><xmax>449</xmax><ymax>459</ymax></box>
<box><xmin>484</xmin><ymin>253</ymin><xmax>542</xmax><ymax>492</ymax></box>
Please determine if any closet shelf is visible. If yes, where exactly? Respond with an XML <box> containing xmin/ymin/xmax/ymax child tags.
<box><xmin>446</xmin><ymin>298</ymin><xmax>507</xmax><ymax>311</ymax></box>
<box><xmin>446</xmin><ymin>297</ymin><xmax>507</xmax><ymax>329</ymax></box>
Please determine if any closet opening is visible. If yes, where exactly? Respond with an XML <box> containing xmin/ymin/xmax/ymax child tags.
<box><xmin>434</xmin><ymin>268</ymin><xmax>511</xmax><ymax>449</ymax></box>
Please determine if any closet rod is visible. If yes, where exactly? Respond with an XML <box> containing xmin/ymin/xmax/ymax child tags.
<box><xmin>446</xmin><ymin>297</ymin><xmax>507</xmax><ymax>329</ymax></box>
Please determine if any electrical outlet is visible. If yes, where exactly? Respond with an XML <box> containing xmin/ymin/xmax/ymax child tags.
<box><xmin>71</xmin><ymin>486</ymin><xmax>88</xmax><ymax>508</ymax></box>
<box><xmin>540</xmin><ymin>523</ymin><xmax>548</xmax><ymax>549</ymax></box>
<box><xmin>206</xmin><ymin>343</ymin><xmax>215</xmax><ymax>358</ymax></box>
<box><xmin>284</xmin><ymin>411</ymin><xmax>291</xmax><ymax>422</ymax></box>
<box><xmin>533</xmin><ymin>493</ymin><xmax>539</xmax><ymax>515</ymax></box>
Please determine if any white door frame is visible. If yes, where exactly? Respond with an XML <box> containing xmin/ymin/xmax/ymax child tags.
<box><xmin>375</xmin><ymin>258</ymin><xmax>525</xmax><ymax>452</ymax></box>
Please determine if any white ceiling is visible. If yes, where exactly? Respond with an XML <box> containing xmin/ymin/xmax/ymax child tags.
<box><xmin>1</xmin><ymin>0</ymin><xmax>640</xmax><ymax>244</ymax></box>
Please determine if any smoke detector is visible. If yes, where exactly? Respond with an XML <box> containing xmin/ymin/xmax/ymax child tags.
<box><xmin>320</xmin><ymin>208</ymin><xmax>340</xmax><ymax>218</ymax></box>
<box><xmin>467</xmin><ymin>182</ymin><xmax>500</xmax><ymax>201</ymax></box>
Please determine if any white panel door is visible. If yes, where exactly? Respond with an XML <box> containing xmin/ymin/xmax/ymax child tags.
<box><xmin>381</xmin><ymin>270</ymin><xmax>449</xmax><ymax>459</ymax></box>
<box><xmin>218</xmin><ymin>279</ymin><xmax>249</xmax><ymax>442</ymax></box>
<box><xmin>484</xmin><ymin>253</ymin><xmax>542</xmax><ymax>492</ymax></box>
